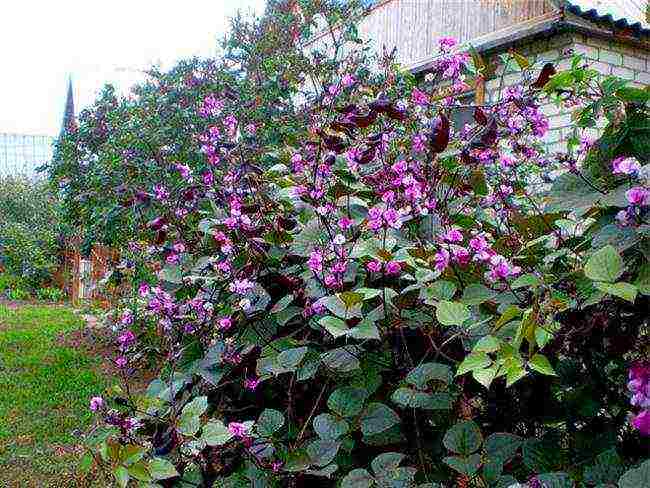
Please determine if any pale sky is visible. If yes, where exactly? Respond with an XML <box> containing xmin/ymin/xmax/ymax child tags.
<box><xmin>0</xmin><ymin>0</ymin><xmax>265</xmax><ymax>137</ymax></box>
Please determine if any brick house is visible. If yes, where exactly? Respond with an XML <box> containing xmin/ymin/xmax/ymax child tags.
<box><xmin>309</xmin><ymin>0</ymin><xmax>649</xmax><ymax>149</ymax></box>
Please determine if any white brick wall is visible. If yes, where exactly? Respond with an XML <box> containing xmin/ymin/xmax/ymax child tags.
<box><xmin>483</xmin><ymin>32</ymin><xmax>650</xmax><ymax>152</ymax></box>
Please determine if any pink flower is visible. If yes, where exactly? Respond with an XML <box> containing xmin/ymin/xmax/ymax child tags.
<box><xmin>244</xmin><ymin>376</ymin><xmax>260</xmax><ymax>391</ymax></box>
<box><xmin>338</xmin><ymin>217</ymin><xmax>353</xmax><ymax>230</ymax></box>
<box><xmin>442</xmin><ymin>228</ymin><xmax>463</xmax><ymax>243</ymax></box>
<box><xmin>391</xmin><ymin>160</ymin><xmax>408</xmax><ymax>174</ymax></box>
<box><xmin>229</xmin><ymin>279</ymin><xmax>255</xmax><ymax>294</ymax></box>
<box><xmin>341</xmin><ymin>73</ymin><xmax>356</xmax><ymax>88</ymax></box>
<box><xmin>434</xmin><ymin>249</ymin><xmax>450</xmax><ymax>272</ymax></box>
<box><xmin>612</xmin><ymin>156</ymin><xmax>641</xmax><ymax>175</ymax></box>
<box><xmin>115</xmin><ymin>356</ymin><xmax>128</xmax><ymax>368</ymax></box>
<box><xmin>366</xmin><ymin>260</ymin><xmax>382</xmax><ymax>273</ymax></box>
<box><xmin>218</xmin><ymin>317</ymin><xmax>233</xmax><ymax>330</ymax></box>
<box><xmin>452</xmin><ymin>247</ymin><xmax>471</xmax><ymax>265</ymax></box>
<box><xmin>628</xmin><ymin>362</ymin><xmax>650</xmax><ymax>409</ymax></box>
<box><xmin>308</xmin><ymin>250</ymin><xmax>324</xmax><ymax>273</ymax></box>
<box><xmin>138</xmin><ymin>283</ymin><xmax>150</xmax><ymax>297</ymax></box>
<box><xmin>632</xmin><ymin>410</ymin><xmax>650</xmax><ymax>436</ymax></box>
<box><xmin>120</xmin><ymin>310</ymin><xmax>134</xmax><ymax>326</ymax></box>
<box><xmin>385</xmin><ymin>261</ymin><xmax>401</xmax><ymax>275</ymax></box>
<box><xmin>439</xmin><ymin>36</ymin><xmax>458</xmax><ymax>52</ymax></box>
<box><xmin>89</xmin><ymin>396</ymin><xmax>104</xmax><ymax>412</ymax></box>
<box><xmin>117</xmin><ymin>330</ymin><xmax>136</xmax><ymax>346</ymax></box>
<box><xmin>411</xmin><ymin>87</ymin><xmax>429</xmax><ymax>107</ymax></box>
<box><xmin>228</xmin><ymin>422</ymin><xmax>248</xmax><ymax>438</ymax></box>
<box><xmin>153</xmin><ymin>184</ymin><xmax>169</xmax><ymax>200</ymax></box>
<box><xmin>626</xmin><ymin>186</ymin><xmax>650</xmax><ymax>206</ymax></box>
<box><xmin>175</xmin><ymin>163</ymin><xmax>192</xmax><ymax>180</ymax></box>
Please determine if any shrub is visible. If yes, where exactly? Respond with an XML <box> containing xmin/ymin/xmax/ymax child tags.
<box><xmin>0</xmin><ymin>176</ymin><xmax>63</xmax><ymax>289</ymax></box>
<box><xmin>53</xmin><ymin>1</ymin><xmax>649</xmax><ymax>486</ymax></box>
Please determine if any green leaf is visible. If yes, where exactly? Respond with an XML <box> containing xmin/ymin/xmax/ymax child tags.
<box><xmin>594</xmin><ymin>281</ymin><xmax>638</xmax><ymax>303</ymax></box>
<box><xmin>422</xmin><ymin>280</ymin><xmax>457</xmax><ymax>302</ymax></box>
<box><xmin>485</xmin><ymin>433</ymin><xmax>522</xmax><ymax>463</ymax></box>
<box><xmin>436</xmin><ymin>300</ymin><xmax>470</xmax><ymax>326</ymax></box>
<box><xmin>341</xmin><ymin>468</ymin><xmax>374</xmax><ymax>488</ymax></box>
<box><xmin>306</xmin><ymin>439</ymin><xmax>341</xmax><ymax>467</ymax></box>
<box><xmin>127</xmin><ymin>463</ymin><xmax>152</xmax><ymax>482</ymax></box>
<box><xmin>528</xmin><ymin>354</ymin><xmax>556</xmax><ymax>376</ymax></box>
<box><xmin>328</xmin><ymin>387</ymin><xmax>368</xmax><ymax>417</ymax></box>
<box><xmin>277</xmin><ymin>346</ymin><xmax>308</xmax><ymax>370</ymax></box>
<box><xmin>313</xmin><ymin>414</ymin><xmax>349</xmax><ymax>440</ymax></box>
<box><xmin>149</xmin><ymin>458</ymin><xmax>178</xmax><ymax>480</ymax></box>
<box><xmin>319</xmin><ymin>316</ymin><xmax>349</xmax><ymax>338</ymax></box>
<box><xmin>79</xmin><ymin>452</ymin><xmax>94</xmax><ymax>473</ymax></box>
<box><xmin>321</xmin><ymin>347</ymin><xmax>361</xmax><ymax>372</ymax></box>
<box><xmin>635</xmin><ymin>263</ymin><xmax>650</xmax><ymax>295</ymax></box>
<box><xmin>457</xmin><ymin>352</ymin><xmax>491</xmax><ymax>376</ymax></box>
<box><xmin>114</xmin><ymin>466</ymin><xmax>130</xmax><ymax>488</ymax></box>
<box><xmin>179</xmin><ymin>396</ymin><xmax>208</xmax><ymax>436</ymax></box>
<box><xmin>522</xmin><ymin>438</ymin><xmax>562</xmax><ymax>472</ymax></box>
<box><xmin>271</xmin><ymin>294</ymin><xmax>294</xmax><ymax>313</ymax></box>
<box><xmin>473</xmin><ymin>335</ymin><xmax>500</xmax><ymax>353</ymax></box>
<box><xmin>461</xmin><ymin>284</ymin><xmax>496</xmax><ymax>305</ymax></box>
<box><xmin>257</xmin><ymin>409</ymin><xmax>284</xmax><ymax>436</ymax></box>
<box><xmin>443</xmin><ymin>420</ymin><xmax>483</xmax><ymax>455</ymax></box>
<box><xmin>584</xmin><ymin>245</ymin><xmax>623</xmax><ymax>283</ymax></box>
<box><xmin>618</xmin><ymin>460</ymin><xmax>650</xmax><ymax>488</ymax></box>
<box><xmin>494</xmin><ymin>305</ymin><xmax>522</xmax><ymax>329</ymax></box>
<box><xmin>472</xmin><ymin>365</ymin><xmax>499</xmax><ymax>388</ymax></box>
<box><xmin>347</xmin><ymin>320</ymin><xmax>380</xmax><ymax>340</ymax></box>
<box><xmin>504</xmin><ymin>356</ymin><xmax>527</xmax><ymax>386</ymax></box>
<box><xmin>536</xmin><ymin>472</ymin><xmax>573</xmax><ymax>488</ymax></box>
<box><xmin>510</xmin><ymin>273</ymin><xmax>541</xmax><ymax>289</ymax></box>
<box><xmin>371</xmin><ymin>452</ymin><xmax>405</xmax><ymax>475</ymax></box>
<box><xmin>360</xmin><ymin>403</ymin><xmax>401</xmax><ymax>436</ymax></box>
<box><xmin>443</xmin><ymin>454</ymin><xmax>481</xmax><ymax>476</ymax></box>
<box><xmin>201</xmin><ymin>420</ymin><xmax>233</xmax><ymax>446</ymax></box>
<box><xmin>405</xmin><ymin>362</ymin><xmax>452</xmax><ymax>389</ymax></box>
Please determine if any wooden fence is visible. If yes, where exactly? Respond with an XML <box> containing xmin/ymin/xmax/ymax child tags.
<box><xmin>55</xmin><ymin>241</ymin><xmax>120</xmax><ymax>307</ymax></box>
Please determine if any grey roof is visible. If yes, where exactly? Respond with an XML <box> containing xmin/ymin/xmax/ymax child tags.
<box><xmin>565</xmin><ymin>0</ymin><xmax>650</xmax><ymax>34</ymax></box>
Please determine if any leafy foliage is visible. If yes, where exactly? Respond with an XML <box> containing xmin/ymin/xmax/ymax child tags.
<box><xmin>49</xmin><ymin>0</ymin><xmax>649</xmax><ymax>486</ymax></box>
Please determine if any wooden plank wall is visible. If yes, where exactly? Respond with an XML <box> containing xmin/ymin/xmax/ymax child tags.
<box><xmin>308</xmin><ymin>0</ymin><xmax>556</xmax><ymax>69</ymax></box>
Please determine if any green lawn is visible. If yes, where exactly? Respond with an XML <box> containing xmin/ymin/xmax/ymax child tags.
<box><xmin>0</xmin><ymin>304</ymin><xmax>108</xmax><ymax>487</ymax></box>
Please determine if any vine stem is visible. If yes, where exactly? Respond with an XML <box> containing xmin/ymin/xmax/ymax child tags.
<box><xmin>296</xmin><ymin>380</ymin><xmax>329</xmax><ymax>443</ymax></box>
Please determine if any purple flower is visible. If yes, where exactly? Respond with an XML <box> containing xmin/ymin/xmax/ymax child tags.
<box><xmin>228</xmin><ymin>421</ymin><xmax>248</xmax><ymax>438</ymax></box>
<box><xmin>138</xmin><ymin>283</ymin><xmax>150</xmax><ymax>297</ymax></box>
<box><xmin>341</xmin><ymin>73</ymin><xmax>356</xmax><ymax>88</ymax></box>
<box><xmin>612</xmin><ymin>156</ymin><xmax>641</xmax><ymax>176</ymax></box>
<box><xmin>308</xmin><ymin>250</ymin><xmax>324</xmax><ymax>273</ymax></box>
<box><xmin>244</xmin><ymin>376</ymin><xmax>260</xmax><ymax>391</ymax></box>
<box><xmin>434</xmin><ymin>248</ymin><xmax>450</xmax><ymax>272</ymax></box>
<box><xmin>89</xmin><ymin>396</ymin><xmax>104</xmax><ymax>412</ymax></box>
<box><xmin>338</xmin><ymin>217</ymin><xmax>353</xmax><ymax>230</ymax></box>
<box><xmin>411</xmin><ymin>87</ymin><xmax>429</xmax><ymax>107</ymax></box>
<box><xmin>385</xmin><ymin>261</ymin><xmax>402</xmax><ymax>275</ymax></box>
<box><xmin>438</xmin><ymin>36</ymin><xmax>458</xmax><ymax>52</ymax></box>
<box><xmin>218</xmin><ymin>317</ymin><xmax>233</xmax><ymax>330</ymax></box>
<box><xmin>628</xmin><ymin>362</ymin><xmax>650</xmax><ymax>409</ymax></box>
<box><xmin>120</xmin><ymin>310</ymin><xmax>134</xmax><ymax>326</ymax></box>
<box><xmin>366</xmin><ymin>260</ymin><xmax>382</xmax><ymax>273</ymax></box>
<box><xmin>117</xmin><ymin>330</ymin><xmax>136</xmax><ymax>346</ymax></box>
<box><xmin>625</xmin><ymin>186</ymin><xmax>650</xmax><ymax>206</ymax></box>
<box><xmin>632</xmin><ymin>410</ymin><xmax>650</xmax><ymax>436</ymax></box>
<box><xmin>229</xmin><ymin>279</ymin><xmax>255</xmax><ymax>294</ymax></box>
<box><xmin>442</xmin><ymin>228</ymin><xmax>463</xmax><ymax>243</ymax></box>
<box><xmin>175</xmin><ymin>163</ymin><xmax>192</xmax><ymax>180</ymax></box>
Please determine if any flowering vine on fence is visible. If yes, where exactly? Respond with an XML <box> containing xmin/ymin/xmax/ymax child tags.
<box><xmin>50</xmin><ymin>1</ymin><xmax>649</xmax><ymax>486</ymax></box>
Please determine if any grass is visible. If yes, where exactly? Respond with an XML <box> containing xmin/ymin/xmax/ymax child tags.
<box><xmin>0</xmin><ymin>304</ymin><xmax>109</xmax><ymax>487</ymax></box>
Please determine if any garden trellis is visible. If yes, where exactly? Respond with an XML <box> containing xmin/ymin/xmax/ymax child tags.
<box><xmin>0</xmin><ymin>132</ymin><xmax>54</xmax><ymax>179</ymax></box>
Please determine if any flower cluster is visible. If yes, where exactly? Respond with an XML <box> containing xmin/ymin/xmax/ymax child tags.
<box><xmin>628</xmin><ymin>362</ymin><xmax>650</xmax><ymax>436</ymax></box>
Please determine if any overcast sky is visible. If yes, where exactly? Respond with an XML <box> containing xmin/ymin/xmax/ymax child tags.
<box><xmin>0</xmin><ymin>0</ymin><xmax>265</xmax><ymax>137</ymax></box>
